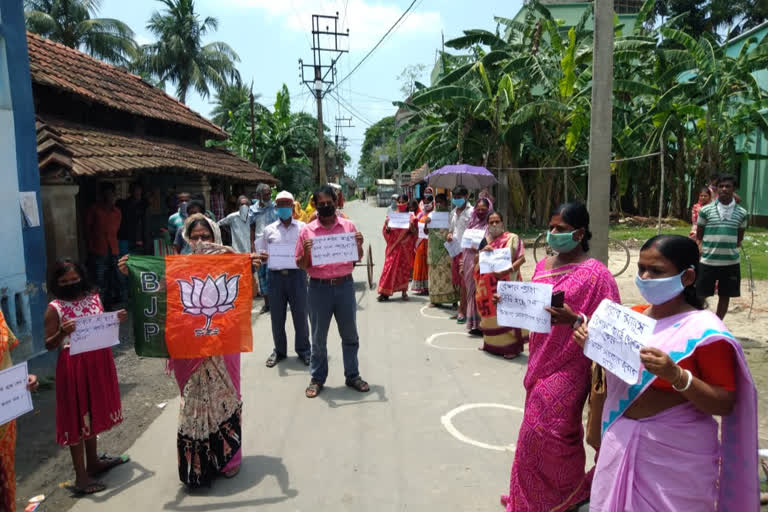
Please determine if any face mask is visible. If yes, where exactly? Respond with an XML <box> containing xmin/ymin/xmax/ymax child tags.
<box><xmin>58</xmin><ymin>281</ymin><xmax>83</xmax><ymax>301</ymax></box>
<box><xmin>452</xmin><ymin>198</ymin><xmax>466</xmax><ymax>208</ymax></box>
<box><xmin>397</xmin><ymin>204</ymin><xmax>408</xmax><ymax>212</ymax></box>
<box><xmin>179</xmin><ymin>201</ymin><xmax>188</xmax><ymax>218</ymax></box>
<box><xmin>635</xmin><ymin>271</ymin><xmax>685</xmax><ymax>305</ymax></box>
<box><xmin>239</xmin><ymin>205</ymin><xmax>249</xmax><ymax>220</ymax></box>
<box><xmin>277</xmin><ymin>207</ymin><xmax>293</xmax><ymax>220</ymax></box>
<box><xmin>317</xmin><ymin>204</ymin><xmax>335</xmax><ymax>218</ymax></box>
<box><xmin>547</xmin><ymin>230</ymin><xmax>580</xmax><ymax>253</ymax></box>
<box><xmin>424</xmin><ymin>202</ymin><xmax>434</xmax><ymax>212</ymax></box>
<box><xmin>488</xmin><ymin>224</ymin><xmax>504</xmax><ymax>237</ymax></box>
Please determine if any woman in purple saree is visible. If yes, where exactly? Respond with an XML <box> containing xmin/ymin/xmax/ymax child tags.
<box><xmin>575</xmin><ymin>235</ymin><xmax>758</xmax><ymax>511</ymax></box>
<box><xmin>501</xmin><ymin>202</ymin><xmax>620</xmax><ymax>511</ymax></box>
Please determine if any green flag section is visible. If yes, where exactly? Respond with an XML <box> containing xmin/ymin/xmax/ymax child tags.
<box><xmin>126</xmin><ymin>256</ymin><xmax>169</xmax><ymax>358</ymax></box>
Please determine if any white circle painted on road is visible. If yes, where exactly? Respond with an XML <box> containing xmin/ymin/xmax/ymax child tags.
<box><xmin>425</xmin><ymin>331</ymin><xmax>477</xmax><ymax>350</ymax></box>
<box><xmin>441</xmin><ymin>403</ymin><xmax>523</xmax><ymax>452</ymax></box>
<box><xmin>419</xmin><ymin>305</ymin><xmax>453</xmax><ymax>320</ymax></box>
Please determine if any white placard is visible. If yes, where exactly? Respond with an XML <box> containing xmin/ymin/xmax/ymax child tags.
<box><xmin>311</xmin><ymin>233</ymin><xmax>359</xmax><ymax>265</ymax></box>
<box><xmin>388</xmin><ymin>212</ymin><xmax>411</xmax><ymax>229</ymax></box>
<box><xmin>19</xmin><ymin>192</ymin><xmax>40</xmax><ymax>227</ymax></box>
<box><xmin>444</xmin><ymin>239</ymin><xmax>462</xmax><ymax>258</ymax></box>
<box><xmin>268</xmin><ymin>243</ymin><xmax>298</xmax><ymax>269</ymax></box>
<box><xmin>69</xmin><ymin>312</ymin><xmax>120</xmax><ymax>355</ymax></box>
<box><xmin>479</xmin><ymin>248</ymin><xmax>512</xmax><ymax>274</ymax></box>
<box><xmin>429</xmin><ymin>212</ymin><xmax>450</xmax><ymax>229</ymax></box>
<box><xmin>0</xmin><ymin>362</ymin><xmax>33</xmax><ymax>424</ymax></box>
<box><xmin>418</xmin><ymin>223</ymin><xmax>428</xmax><ymax>240</ymax></box>
<box><xmin>497</xmin><ymin>281</ymin><xmax>554</xmax><ymax>333</ymax></box>
<box><xmin>584</xmin><ymin>299</ymin><xmax>656</xmax><ymax>384</ymax></box>
<box><xmin>461</xmin><ymin>228</ymin><xmax>486</xmax><ymax>249</ymax></box>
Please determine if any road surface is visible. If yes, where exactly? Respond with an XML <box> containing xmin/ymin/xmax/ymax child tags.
<box><xmin>68</xmin><ymin>199</ymin><xmax>590</xmax><ymax>512</ymax></box>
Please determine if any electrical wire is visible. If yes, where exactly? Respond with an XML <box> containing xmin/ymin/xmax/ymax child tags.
<box><xmin>329</xmin><ymin>0</ymin><xmax>419</xmax><ymax>94</ymax></box>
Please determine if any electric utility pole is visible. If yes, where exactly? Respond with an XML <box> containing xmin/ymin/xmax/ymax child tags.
<box><xmin>587</xmin><ymin>0</ymin><xmax>614</xmax><ymax>264</ymax></box>
<box><xmin>334</xmin><ymin>117</ymin><xmax>354</xmax><ymax>183</ymax></box>
<box><xmin>299</xmin><ymin>13</ymin><xmax>348</xmax><ymax>186</ymax></box>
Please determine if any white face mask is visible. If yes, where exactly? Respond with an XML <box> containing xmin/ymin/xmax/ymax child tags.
<box><xmin>239</xmin><ymin>204</ymin><xmax>249</xmax><ymax>221</ymax></box>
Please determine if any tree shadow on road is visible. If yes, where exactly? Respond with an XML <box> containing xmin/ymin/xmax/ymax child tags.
<box><xmin>162</xmin><ymin>455</ymin><xmax>297</xmax><ymax>510</ymax></box>
<box><xmin>317</xmin><ymin>383</ymin><xmax>388</xmax><ymax>409</ymax></box>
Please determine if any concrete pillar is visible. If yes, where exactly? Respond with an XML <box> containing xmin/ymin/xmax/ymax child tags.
<box><xmin>41</xmin><ymin>184</ymin><xmax>80</xmax><ymax>268</ymax></box>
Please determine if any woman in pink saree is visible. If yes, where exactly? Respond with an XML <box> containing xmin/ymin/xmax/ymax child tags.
<box><xmin>575</xmin><ymin>235</ymin><xmax>758</xmax><ymax>512</ymax></box>
<box><xmin>463</xmin><ymin>198</ymin><xmax>491</xmax><ymax>335</ymax></box>
<box><xmin>120</xmin><ymin>215</ymin><xmax>251</xmax><ymax>487</ymax></box>
<box><xmin>501</xmin><ymin>202</ymin><xmax>619</xmax><ymax>512</ymax></box>
<box><xmin>377</xmin><ymin>194</ymin><xmax>418</xmax><ymax>301</ymax></box>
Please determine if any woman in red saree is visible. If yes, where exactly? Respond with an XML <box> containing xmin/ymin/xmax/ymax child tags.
<box><xmin>0</xmin><ymin>312</ymin><xmax>38</xmax><ymax>510</ymax></box>
<box><xmin>412</xmin><ymin>190</ymin><xmax>434</xmax><ymax>295</ymax></box>
<box><xmin>377</xmin><ymin>195</ymin><xmax>418</xmax><ymax>301</ymax></box>
<box><xmin>500</xmin><ymin>202</ymin><xmax>620</xmax><ymax>512</ymax></box>
<box><xmin>474</xmin><ymin>211</ymin><xmax>526</xmax><ymax>358</ymax></box>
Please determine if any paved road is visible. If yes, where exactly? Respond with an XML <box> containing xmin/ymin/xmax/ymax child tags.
<box><xmin>69</xmin><ymin>200</ymin><xmax>589</xmax><ymax>512</ymax></box>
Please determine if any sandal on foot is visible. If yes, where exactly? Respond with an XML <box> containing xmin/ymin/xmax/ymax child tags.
<box><xmin>88</xmin><ymin>454</ymin><xmax>129</xmax><ymax>476</ymax></box>
<box><xmin>265</xmin><ymin>351</ymin><xmax>286</xmax><ymax>368</ymax></box>
<box><xmin>345</xmin><ymin>376</ymin><xmax>370</xmax><ymax>392</ymax></box>
<box><xmin>376</xmin><ymin>294</ymin><xmax>390</xmax><ymax>302</ymax></box>
<box><xmin>73</xmin><ymin>481</ymin><xmax>107</xmax><ymax>495</ymax></box>
<box><xmin>401</xmin><ymin>293</ymin><xmax>409</xmax><ymax>301</ymax></box>
<box><xmin>305</xmin><ymin>380</ymin><xmax>323</xmax><ymax>398</ymax></box>
<box><xmin>456</xmin><ymin>316</ymin><xmax>467</xmax><ymax>324</ymax></box>
<box><xmin>468</xmin><ymin>328</ymin><xmax>482</xmax><ymax>336</ymax></box>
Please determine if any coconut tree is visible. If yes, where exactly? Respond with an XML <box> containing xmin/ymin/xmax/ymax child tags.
<box><xmin>24</xmin><ymin>0</ymin><xmax>137</xmax><ymax>65</ymax></box>
<box><xmin>209</xmin><ymin>79</ymin><xmax>263</xmax><ymax>130</ymax></box>
<box><xmin>136</xmin><ymin>0</ymin><xmax>240</xmax><ymax>104</ymax></box>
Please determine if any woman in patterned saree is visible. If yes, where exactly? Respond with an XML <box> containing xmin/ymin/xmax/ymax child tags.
<box><xmin>462</xmin><ymin>197</ymin><xmax>492</xmax><ymax>335</ymax></box>
<box><xmin>474</xmin><ymin>211</ymin><xmax>526</xmax><ymax>358</ymax></box>
<box><xmin>575</xmin><ymin>235</ymin><xmax>758</xmax><ymax>511</ymax></box>
<box><xmin>425</xmin><ymin>194</ymin><xmax>459</xmax><ymax>306</ymax></box>
<box><xmin>120</xmin><ymin>214</ymin><xmax>258</xmax><ymax>487</ymax></box>
<box><xmin>411</xmin><ymin>189</ymin><xmax>433</xmax><ymax>295</ymax></box>
<box><xmin>500</xmin><ymin>202</ymin><xmax>619</xmax><ymax>512</ymax></box>
<box><xmin>0</xmin><ymin>312</ymin><xmax>38</xmax><ymax>510</ymax></box>
<box><xmin>377</xmin><ymin>194</ymin><xmax>418</xmax><ymax>302</ymax></box>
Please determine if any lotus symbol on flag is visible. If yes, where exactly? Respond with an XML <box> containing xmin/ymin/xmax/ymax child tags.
<box><xmin>177</xmin><ymin>274</ymin><xmax>240</xmax><ymax>336</ymax></box>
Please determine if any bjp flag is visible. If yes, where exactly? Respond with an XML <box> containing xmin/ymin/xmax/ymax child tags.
<box><xmin>126</xmin><ymin>254</ymin><xmax>253</xmax><ymax>358</ymax></box>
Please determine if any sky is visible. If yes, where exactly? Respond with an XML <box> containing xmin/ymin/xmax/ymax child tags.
<box><xmin>99</xmin><ymin>0</ymin><xmax>524</xmax><ymax>178</ymax></box>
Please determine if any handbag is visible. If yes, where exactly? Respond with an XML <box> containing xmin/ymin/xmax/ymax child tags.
<box><xmin>586</xmin><ymin>362</ymin><xmax>607</xmax><ymax>451</ymax></box>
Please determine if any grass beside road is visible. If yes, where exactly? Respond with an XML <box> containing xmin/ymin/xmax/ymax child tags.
<box><xmin>519</xmin><ymin>224</ymin><xmax>768</xmax><ymax>280</ymax></box>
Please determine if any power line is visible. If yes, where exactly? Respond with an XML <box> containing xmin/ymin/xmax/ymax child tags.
<box><xmin>330</xmin><ymin>0</ymin><xmax>419</xmax><ymax>94</ymax></box>
<box><xmin>330</xmin><ymin>91</ymin><xmax>373</xmax><ymax>126</ymax></box>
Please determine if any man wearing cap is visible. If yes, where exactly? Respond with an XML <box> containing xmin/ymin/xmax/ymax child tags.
<box><xmin>257</xmin><ymin>191</ymin><xmax>311</xmax><ymax>367</ymax></box>
<box><xmin>296</xmin><ymin>185</ymin><xmax>369</xmax><ymax>398</ymax></box>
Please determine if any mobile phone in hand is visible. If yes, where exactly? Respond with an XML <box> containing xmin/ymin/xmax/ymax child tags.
<box><xmin>551</xmin><ymin>290</ymin><xmax>565</xmax><ymax>308</ymax></box>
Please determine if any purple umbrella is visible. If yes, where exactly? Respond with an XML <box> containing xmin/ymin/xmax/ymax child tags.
<box><xmin>425</xmin><ymin>164</ymin><xmax>498</xmax><ymax>189</ymax></box>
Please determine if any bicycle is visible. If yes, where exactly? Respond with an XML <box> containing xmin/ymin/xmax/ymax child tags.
<box><xmin>532</xmin><ymin>233</ymin><xmax>631</xmax><ymax>277</ymax></box>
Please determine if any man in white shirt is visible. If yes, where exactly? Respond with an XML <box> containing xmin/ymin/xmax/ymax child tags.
<box><xmin>446</xmin><ymin>185</ymin><xmax>474</xmax><ymax>323</ymax></box>
<box><xmin>256</xmin><ymin>191</ymin><xmax>311</xmax><ymax>367</ymax></box>
<box><xmin>217</xmin><ymin>195</ymin><xmax>254</xmax><ymax>253</ymax></box>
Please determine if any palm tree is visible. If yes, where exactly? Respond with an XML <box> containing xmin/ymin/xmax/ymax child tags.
<box><xmin>137</xmin><ymin>0</ymin><xmax>240</xmax><ymax>104</ymax></box>
<box><xmin>24</xmin><ymin>0</ymin><xmax>136</xmax><ymax>65</ymax></box>
<box><xmin>210</xmin><ymin>79</ymin><xmax>256</xmax><ymax>129</ymax></box>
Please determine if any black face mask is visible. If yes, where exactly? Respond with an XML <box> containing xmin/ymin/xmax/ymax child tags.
<box><xmin>58</xmin><ymin>281</ymin><xmax>84</xmax><ymax>301</ymax></box>
<box><xmin>317</xmin><ymin>204</ymin><xmax>335</xmax><ymax>218</ymax></box>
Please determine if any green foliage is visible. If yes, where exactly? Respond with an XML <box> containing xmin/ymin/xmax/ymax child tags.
<box><xmin>210</xmin><ymin>79</ymin><xmax>258</xmax><ymax>130</ymax></box>
<box><xmin>24</xmin><ymin>0</ymin><xmax>137</xmax><ymax>65</ymax></box>
<box><xmin>212</xmin><ymin>85</ymin><xmax>349</xmax><ymax>196</ymax></box>
<box><xmin>134</xmin><ymin>0</ymin><xmax>240</xmax><ymax>104</ymax></box>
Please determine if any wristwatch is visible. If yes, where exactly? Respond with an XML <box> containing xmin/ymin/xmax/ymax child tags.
<box><xmin>572</xmin><ymin>312</ymin><xmax>587</xmax><ymax>329</ymax></box>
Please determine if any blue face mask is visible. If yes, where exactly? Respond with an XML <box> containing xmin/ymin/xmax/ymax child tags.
<box><xmin>276</xmin><ymin>207</ymin><xmax>293</xmax><ymax>220</ymax></box>
<box><xmin>547</xmin><ymin>230</ymin><xmax>580</xmax><ymax>253</ymax></box>
<box><xmin>452</xmin><ymin>198</ymin><xmax>466</xmax><ymax>208</ymax></box>
<box><xmin>635</xmin><ymin>271</ymin><xmax>685</xmax><ymax>305</ymax></box>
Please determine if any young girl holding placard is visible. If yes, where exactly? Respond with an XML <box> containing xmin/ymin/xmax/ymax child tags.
<box><xmin>44</xmin><ymin>259</ymin><xmax>128</xmax><ymax>495</ymax></box>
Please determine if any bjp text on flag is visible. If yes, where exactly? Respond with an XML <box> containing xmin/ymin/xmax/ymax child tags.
<box><xmin>584</xmin><ymin>300</ymin><xmax>656</xmax><ymax>384</ymax></box>
<box><xmin>497</xmin><ymin>281</ymin><xmax>554</xmax><ymax>333</ymax></box>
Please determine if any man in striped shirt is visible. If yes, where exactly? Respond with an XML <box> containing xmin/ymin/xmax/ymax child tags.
<box><xmin>696</xmin><ymin>174</ymin><xmax>748</xmax><ymax>319</ymax></box>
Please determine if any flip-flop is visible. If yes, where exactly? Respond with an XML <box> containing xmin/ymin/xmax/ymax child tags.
<box><xmin>89</xmin><ymin>454</ymin><xmax>130</xmax><ymax>476</ymax></box>
<box><xmin>305</xmin><ymin>380</ymin><xmax>323</xmax><ymax>398</ymax></box>
<box><xmin>73</xmin><ymin>481</ymin><xmax>107</xmax><ymax>495</ymax></box>
<box><xmin>456</xmin><ymin>317</ymin><xmax>467</xmax><ymax>324</ymax></box>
